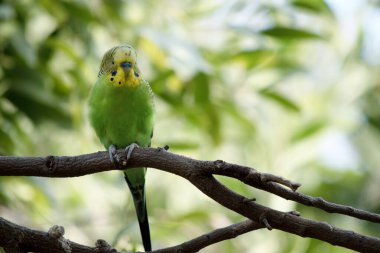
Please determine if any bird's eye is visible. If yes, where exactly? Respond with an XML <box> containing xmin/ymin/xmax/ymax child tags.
<box><xmin>121</xmin><ymin>62</ymin><xmax>132</xmax><ymax>68</ymax></box>
<box><xmin>134</xmin><ymin>71</ymin><xmax>139</xmax><ymax>77</ymax></box>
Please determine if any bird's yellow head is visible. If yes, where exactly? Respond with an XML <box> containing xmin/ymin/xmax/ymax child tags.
<box><xmin>98</xmin><ymin>45</ymin><xmax>142</xmax><ymax>88</ymax></box>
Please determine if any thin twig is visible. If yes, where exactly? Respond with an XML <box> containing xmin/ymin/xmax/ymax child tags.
<box><xmin>211</xmin><ymin>161</ymin><xmax>380</xmax><ymax>223</ymax></box>
<box><xmin>151</xmin><ymin>219</ymin><xmax>264</xmax><ymax>253</ymax></box>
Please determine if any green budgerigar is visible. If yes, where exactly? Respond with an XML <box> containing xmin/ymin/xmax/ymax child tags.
<box><xmin>89</xmin><ymin>45</ymin><xmax>154</xmax><ymax>251</ymax></box>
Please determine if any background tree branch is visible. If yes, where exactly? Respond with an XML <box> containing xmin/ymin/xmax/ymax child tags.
<box><xmin>0</xmin><ymin>217</ymin><xmax>264</xmax><ymax>253</ymax></box>
<box><xmin>1</xmin><ymin>148</ymin><xmax>380</xmax><ymax>252</ymax></box>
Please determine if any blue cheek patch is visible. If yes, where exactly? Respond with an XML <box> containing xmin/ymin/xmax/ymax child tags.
<box><xmin>111</xmin><ymin>70</ymin><xmax>117</xmax><ymax>76</ymax></box>
<box><xmin>134</xmin><ymin>71</ymin><xmax>139</xmax><ymax>77</ymax></box>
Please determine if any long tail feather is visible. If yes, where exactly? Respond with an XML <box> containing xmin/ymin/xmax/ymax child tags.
<box><xmin>136</xmin><ymin>201</ymin><xmax>151</xmax><ymax>251</ymax></box>
<box><xmin>124</xmin><ymin>173</ymin><xmax>152</xmax><ymax>251</ymax></box>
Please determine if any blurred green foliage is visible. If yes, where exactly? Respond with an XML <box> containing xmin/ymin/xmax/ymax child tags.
<box><xmin>1</xmin><ymin>0</ymin><xmax>380</xmax><ymax>252</ymax></box>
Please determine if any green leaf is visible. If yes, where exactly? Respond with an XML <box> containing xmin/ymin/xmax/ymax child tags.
<box><xmin>261</xmin><ymin>26</ymin><xmax>322</xmax><ymax>40</ymax></box>
<box><xmin>291</xmin><ymin>121</ymin><xmax>325</xmax><ymax>142</ymax></box>
<box><xmin>230</xmin><ymin>49</ymin><xmax>276</xmax><ymax>69</ymax></box>
<box><xmin>191</xmin><ymin>72</ymin><xmax>210</xmax><ymax>105</ymax></box>
<box><xmin>291</xmin><ymin>0</ymin><xmax>332</xmax><ymax>14</ymax></box>
<box><xmin>259</xmin><ymin>88</ymin><xmax>300</xmax><ymax>112</ymax></box>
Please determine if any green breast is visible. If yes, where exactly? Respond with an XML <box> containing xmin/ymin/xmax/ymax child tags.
<box><xmin>88</xmin><ymin>77</ymin><xmax>154</xmax><ymax>149</ymax></box>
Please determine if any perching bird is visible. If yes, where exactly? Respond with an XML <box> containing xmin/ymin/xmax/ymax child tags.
<box><xmin>88</xmin><ymin>45</ymin><xmax>154</xmax><ymax>251</ymax></box>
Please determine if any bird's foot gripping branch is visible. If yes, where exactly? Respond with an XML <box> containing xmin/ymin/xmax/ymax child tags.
<box><xmin>1</xmin><ymin>147</ymin><xmax>380</xmax><ymax>252</ymax></box>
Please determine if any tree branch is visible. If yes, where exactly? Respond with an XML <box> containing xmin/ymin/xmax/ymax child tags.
<box><xmin>1</xmin><ymin>148</ymin><xmax>378</xmax><ymax>223</ymax></box>
<box><xmin>0</xmin><ymin>217</ymin><xmax>263</xmax><ymax>253</ymax></box>
<box><xmin>1</xmin><ymin>148</ymin><xmax>380</xmax><ymax>252</ymax></box>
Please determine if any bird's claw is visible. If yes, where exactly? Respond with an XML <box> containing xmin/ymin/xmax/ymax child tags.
<box><xmin>108</xmin><ymin>143</ymin><xmax>139</xmax><ymax>167</ymax></box>
<box><xmin>123</xmin><ymin>143</ymin><xmax>140</xmax><ymax>165</ymax></box>
<box><xmin>108</xmin><ymin>144</ymin><xmax>120</xmax><ymax>167</ymax></box>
